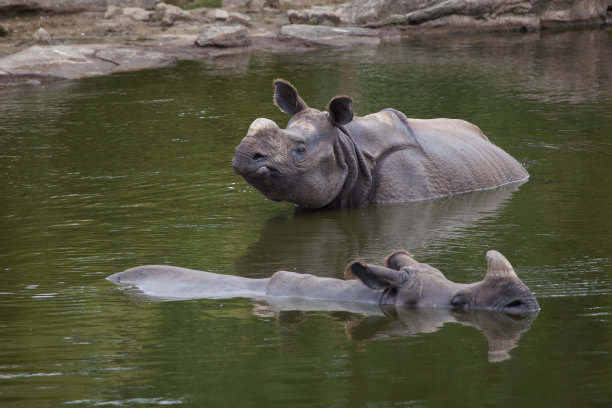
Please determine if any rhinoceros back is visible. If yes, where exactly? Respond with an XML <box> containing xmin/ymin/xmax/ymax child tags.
<box><xmin>409</xmin><ymin>118</ymin><xmax>528</xmax><ymax>193</ymax></box>
<box><xmin>366</xmin><ymin>114</ymin><xmax>529</xmax><ymax>203</ymax></box>
<box><xmin>266</xmin><ymin>271</ymin><xmax>380</xmax><ymax>303</ymax></box>
<box><xmin>108</xmin><ymin>265</ymin><xmax>269</xmax><ymax>300</ymax></box>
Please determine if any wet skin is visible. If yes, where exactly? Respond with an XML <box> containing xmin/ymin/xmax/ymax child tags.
<box><xmin>232</xmin><ymin>79</ymin><xmax>529</xmax><ymax>209</ymax></box>
<box><xmin>108</xmin><ymin>250</ymin><xmax>539</xmax><ymax>314</ymax></box>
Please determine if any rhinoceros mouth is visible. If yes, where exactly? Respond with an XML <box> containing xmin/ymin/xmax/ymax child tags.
<box><xmin>234</xmin><ymin>164</ymin><xmax>287</xmax><ymax>202</ymax></box>
<box><xmin>234</xmin><ymin>163</ymin><xmax>277</xmax><ymax>178</ymax></box>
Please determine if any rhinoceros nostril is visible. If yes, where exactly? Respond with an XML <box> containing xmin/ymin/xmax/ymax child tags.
<box><xmin>505</xmin><ymin>300</ymin><xmax>524</xmax><ymax>308</ymax></box>
<box><xmin>252</xmin><ymin>153</ymin><xmax>265</xmax><ymax>161</ymax></box>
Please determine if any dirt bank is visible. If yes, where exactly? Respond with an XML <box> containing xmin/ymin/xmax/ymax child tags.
<box><xmin>0</xmin><ymin>1</ymin><xmax>609</xmax><ymax>85</ymax></box>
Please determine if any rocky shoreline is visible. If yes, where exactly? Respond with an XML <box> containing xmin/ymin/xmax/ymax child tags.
<box><xmin>0</xmin><ymin>0</ymin><xmax>610</xmax><ymax>85</ymax></box>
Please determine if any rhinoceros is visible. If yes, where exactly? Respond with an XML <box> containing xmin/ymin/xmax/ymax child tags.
<box><xmin>232</xmin><ymin>79</ymin><xmax>529</xmax><ymax>210</ymax></box>
<box><xmin>108</xmin><ymin>250</ymin><xmax>539</xmax><ymax>314</ymax></box>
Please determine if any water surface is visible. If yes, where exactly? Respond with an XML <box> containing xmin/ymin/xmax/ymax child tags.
<box><xmin>1</xmin><ymin>28</ymin><xmax>611</xmax><ymax>407</ymax></box>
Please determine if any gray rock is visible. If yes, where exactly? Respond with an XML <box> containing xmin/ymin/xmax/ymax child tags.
<box><xmin>0</xmin><ymin>0</ymin><xmax>157</xmax><ymax>14</ymax></box>
<box><xmin>32</xmin><ymin>27</ymin><xmax>51</xmax><ymax>44</ymax></box>
<box><xmin>247</xmin><ymin>0</ymin><xmax>266</xmax><ymax>12</ymax></box>
<box><xmin>538</xmin><ymin>0</ymin><xmax>608</xmax><ymax>27</ymax></box>
<box><xmin>95</xmin><ymin>47</ymin><xmax>177</xmax><ymax>73</ymax></box>
<box><xmin>195</xmin><ymin>25</ymin><xmax>251</xmax><ymax>48</ymax></box>
<box><xmin>97</xmin><ymin>15</ymin><xmax>136</xmax><ymax>32</ymax></box>
<box><xmin>104</xmin><ymin>5</ymin><xmax>122</xmax><ymax>19</ymax></box>
<box><xmin>155</xmin><ymin>2</ymin><xmax>194</xmax><ymax>27</ymax></box>
<box><xmin>294</xmin><ymin>0</ymin><xmax>608</xmax><ymax>30</ymax></box>
<box><xmin>277</xmin><ymin>0</ymin><xmax>345</xmax><ymax>8</ymax></box>
<box><xmin>287</xmin><ymin>7</ymin><xmax>342</xmax><ymax>26</ymax></box>
<box><xmin>122</xmin><ymin>7</ymin><xmax>152</xmax><ymax>22</ymax></box>
<box><xmin>0</xmin><ymin>45</ymin><xmax>116</xmax><ymax>79</ymax></box>
<box><xmin>279</xmin><ymin>24</ymin><xmax>380</xmax><ymax>47</ymax></box>
<box><xmin>221</xmin><ymin>0</ymin><xmax>249</xmax><ymax>10</ymax></box>
<box><xmin>0</xmin><ymin>0</ymin><xmax>107</xmax><ymax>13</ymax></box>
<box><xmin>206</xmin><ymin>8</ymin><xmax>230</xmax><ymax>22</ymax></box>
<box><xmin>108</xmin><ymin>0</ymin><xmax>157</xmax><ymax>10</ymax></box>
<box><xmin>0</xmin><ymin>44</ymin><xmax>177</xmax><ymax>80</ymax></box>
<box><xmin>226</xmin><ymin>12</ymin><xmax>252</xmax><ymax>27</ymax></box>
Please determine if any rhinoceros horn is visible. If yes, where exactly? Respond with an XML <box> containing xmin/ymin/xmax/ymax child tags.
<box><xmin>484</xmin><ymin>250</ymin><xmax>519</xmax><ymax>280</ymax></box>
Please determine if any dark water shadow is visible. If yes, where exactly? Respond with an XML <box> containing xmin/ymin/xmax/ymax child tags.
<box><xmin>235</xmin><ymin>182</ymin><xmax>526</xmax><ymax>278</ymax></box>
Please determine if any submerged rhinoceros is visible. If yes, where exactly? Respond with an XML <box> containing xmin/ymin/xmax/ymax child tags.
<box><xmin>108</xmin><ymin>250</ymin><xmax>539</xmax><ymax>314</ymax></box>
<box><xmin>232</xmin><ymin>79</ymin><xmax>529</xmax><ymax>210</ymax></box>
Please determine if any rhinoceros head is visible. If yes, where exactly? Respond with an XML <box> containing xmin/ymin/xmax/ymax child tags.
<box><xmin>348</xmin><ymin>250</ymin><xmax>540</xmax><ymax>314</ymax></box>
<box><xmin>232</xmin><ymin>79</ymin><xmax>355</xmax><ymax>209</ymax></box>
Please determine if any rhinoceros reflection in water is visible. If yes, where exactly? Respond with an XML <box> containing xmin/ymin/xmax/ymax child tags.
<box><xmin>108</xmin><ymin>250</ymin><xmax>539</xmax><ymax>314</ymax></box>
<box><xmin>254</xmin><ymin>302</ymin><xmax>538</xmax><ymax>363</ymax></box>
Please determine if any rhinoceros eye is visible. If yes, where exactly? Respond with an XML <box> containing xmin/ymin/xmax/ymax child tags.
<box><xmin>292</xmin><ymin>143</ymin><xmax>306</xmax><ymax>163</ymax></box>
<box><xmin>451</xmin><ymin>293</ymin><xmax>470</xmax><ymax>308</ymax></box>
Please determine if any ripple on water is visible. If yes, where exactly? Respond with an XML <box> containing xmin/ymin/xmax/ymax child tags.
<box><xmin>62</xmin><ymin>397</ymin><xmax>185</xmax><ymax>406</ymax></box>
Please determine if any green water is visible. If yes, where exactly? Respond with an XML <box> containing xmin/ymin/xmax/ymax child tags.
<box><xmin>1</xmin><ymin>28</ymin><xmax>611</xmax><ymax>407</ymax></box>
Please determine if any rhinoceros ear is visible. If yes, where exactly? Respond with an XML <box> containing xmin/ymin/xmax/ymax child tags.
<box><xmin>327</xmin><ymin>96</ymin><xmax>354</xmax><ymax>126</ymax></box>
<box><xmin>273</xmin><ymin>79</ymin><xmax>309</xmax><ymax>115</ymax></box>
<box><xmin>384</xmin><ymin>250</ymin><xmax>417</xmax><ymax>270</ymax></box>
<box><xmin>347</xmin><ymin>261</ymin><xmax>406</xmax><ymax>290</ymax></box>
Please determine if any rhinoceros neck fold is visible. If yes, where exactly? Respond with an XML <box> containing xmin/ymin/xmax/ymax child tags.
<box><xmin>327</xmin><ymin>126</ymin><xmax>375</xmax><ymax>208</ymax></box>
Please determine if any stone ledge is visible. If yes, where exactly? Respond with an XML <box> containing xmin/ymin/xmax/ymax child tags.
<box><xmin>279</xmin><ymin>24</ymin><xmax>380</xmax><ymax>47</ymax></box>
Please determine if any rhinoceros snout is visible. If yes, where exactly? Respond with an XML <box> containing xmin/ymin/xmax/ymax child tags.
<box><xmin>233</xmin><ymin>117</ymin><xmax>286</xmax><ymax>173</ymax></box>
<box><xmin>232</xmin><ymin>149</ymin><xmax>269</xmax><ymax>175</ymax></box>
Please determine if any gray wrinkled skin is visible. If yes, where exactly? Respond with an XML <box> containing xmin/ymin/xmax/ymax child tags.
<box><xmin>349</xmin><ymin>250</ymin><xmax>540</xmax><ymax>314</ymax></box>
<box><xmin>108</xmin><ymin>250</ymin><xmax>539</xmax><ymax>314</ymax></box>
<box><xmin>232</xmin><ymin>79</ymin><xmax>529</xmax><ymax>209</ymax></box>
